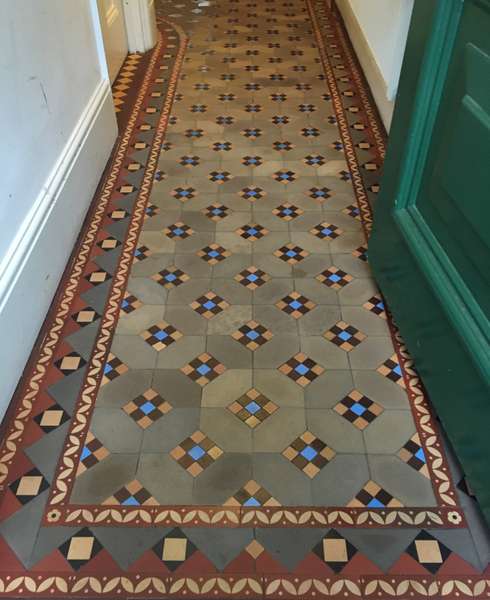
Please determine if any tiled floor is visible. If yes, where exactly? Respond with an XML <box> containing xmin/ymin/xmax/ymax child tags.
<box><xmin>0</xmin><ymin>0</ymin><xmax>489</xmax><ymax>597</ymax></box>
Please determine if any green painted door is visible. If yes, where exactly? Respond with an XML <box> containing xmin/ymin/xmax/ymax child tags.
<box><xmin>369</xmin><ymin>0</ymin><xmax>490</xmax><ymax>523</ymax></box>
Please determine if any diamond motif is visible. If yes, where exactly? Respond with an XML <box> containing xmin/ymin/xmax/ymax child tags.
<box><xmin>190</xmin><ymin>292</ymin><xmax>229</xmax><ymax>319</ymax></box>
<box><xmin>363</xmin><ymin>295</ymin><xmax>387</xmax><ymax>319</ymax></box>
<box><xmin>315</xmin><ymin>267</ymin><xmax>354</xmax><ymax>290</ymax></box>
<box><xmin>179</xmin><ymin>155</ymin><xmax>200</xmax><ymax>167</ymax></box>
<box><xmin>304</xmin><ymin>154</ymin><xmax>325</xmax><ymax>167</ymax></box>
<box><xmin>85</xmin><ymin>269</ymin><xmax>111</xmax><ymax>286</ymax></box>
<box><xmin>171</xmin><ymin>187</ymin><xmax>196</xmax><ymax>201</ymax></box>
<box><xmin>9</xmin><ymin>468</ymin><xmax>49</xmax><ymax>505</ymax></box>
<box><xmin>181</xmin><ymin>353</ymin><xmax>226</xmax><ymax>386</ymax></box>
<box><xmin>76</xmin><ymin>432</ymin><xmax>110</xmax><ymax>476</ymax></box>
<box><xmin>236</xmin><ymin>223</ymin><xmax>269</xmax><ymax>241</ymax></box>
<box><xmin>212</xmin><ymin>141</ymin><xmax>232</xmax><ymax>151</ymax></box>
<box><xmin>59</xmin><ymin>528</ymin><xmax>103</xmax><ymax>570</ymax></box>
<box><xmin>204</xmin><ymin>203</ymin><xmax>229</xmax><ymax>221</ymax></box>
<box><xmin>273</xmin><ymin>170</ymin><xmax>297</xmax><ymax>183</ymax></box>
<box><xmin>272</xmin><ymin>203</ymin><xmax>303</xmax><ymax>221</ymax></box>
<box><xmin>97</xmin><ymin>236</ymin><xmax>121</xmax><ymax>251</ymax></box>
<box><xmin>235</xmin><ymin>267</ymin><xmax>271</xmax><ymax>290</ymax></box>
<box><xmin>141</xmin><ymin>321</ymin><xmax>183</xmax><ymax>351</ymax></box>
<box><xmin>282</xmin><ymin>431</ymin><xmax>335</xmax><ymax>478</ymax></box>
<box><xmin>34</xmin><ymin>403</ymin><xmax>70</xmax><ymax>433</ymax></box>
<box><xmin>308</xmin><ymin>187</ymin><xmax>332</xmax><ymax>201</ymax></box>
<box><xmin>348</xmin><ymin>481</ymin><xmax>403</xmax><ymax>508</ymax></box>
<box><xmin>406</xmin><ymin>531</ymin><xmax>452</xmax><ymax>574</ymax></box>
<box><xmin>239</xmin><ymin>186</ymin><xmax>266</xmax><ymax>201</ymax></box>
<box><xmin>324</xmin><ymin>321</ymin><xmax>366</xmax><ymax>351</ymax></box>
<box><xmin>273</xmin><ymin>141</ymin><xmax>294</xmax><ymax>152</ymax></box>
<box><xmin>334</xmin><ymin>391</ymin><xmax>383</xmax><ymax>430</ymax></box>
<box><xmin>353</xmin><ymin>245</ymin><xmax>368</xmax><ymax>262</ymax></box>
<box><xmin>123</xmin><ymin>389</ymin><xmax>172</xmax><ymax>429</ymax></box>
<box><xmin>242</xmin><ymin>155</ymin><xmax>262</xmax><ymax>167</ymax></box>
<box><xmin>170</xmin><ymin>431</ymin><xmax>223</xmax><ymax>477</ymax></box>
<box><xmin>152</xmin><ymin>528</ymin><xmax>197</xmax><ymax>570</ymax></box>
<box><xmin>134</xmin><ymin>245</ymin><xmax>151</xmax><ymax>261</ymax></box>
<box><xmin>72</xmin><ymin>307</ymin><xmax>100</xmax><ymax>327</ymax></box>
<box><xmin>274</xmin><ymin>243</ymin><xmax>309</xmax><ymax>264</ymax></box>
<box><xmin>164</xmin><ymin>222</ymin><xmax>194</xmax><ymax>239</ymax></box>
<box><xmin>241</xmin><ymin>127</ymin><xmax>262</xmax><ymax>139</ymax></box>
<box><xmin>101</xmin><ymin>353</ymin><xmax>128</xmax><ymax>385</ymax></box>
<box><xmin>399</xmin><ymin>433</ymin><xmax>429</xmax><ymax>478</ymax></box>
<box><xmin>312</xmin><ymin>530</ymin><xmax>358</xmax><ymax>573</ymax></box>
<box><xmin>232</xmin><ymin>321</ymin><xmax>273</xmax><ymax>351</ymax></box>
<box><xmin>310</xmin><ymin>222</ymin><xmax>343</xmax><ymax>240</ymax></box>
<box><xmin>103</xmin><ymin>480</ymin><xmax>158</xmax><ymax>506</ymax></box>
<box><xmin>377</xmin><ymin>354</ymin><xmax>405</xmax><ymax>387</ymax></box>
<box><xmin>276</xmin><ymin>292</ymin><xmax>316</xmax><ymax>319</ymax></box>
<box><xmin>197</xmin><ymin>244</ymin><xmax>231</xmax><ymax>265</ymax></box>
<box><xmin>343</xmin><ymin>204</ymin><xmax>361</xmax><ymax>220</ymax></box>
<box><xmin>278</xmin><ymin>353</ymin><xmax>325</xmax><ymax>387</ymax></box>
<box><xmin>55</xmin><ymin>352</ymin><xmax>87</xmax><ymax>375</ymax></box>
<box><xmin>120</xmin><ymin>292</ymin><xmax>142</xmax><ymax>314</ymax></box>
<box><xmin>225</xmin><ymin>480</ymin><xmax>280</xmax><ymax>507</ymax></box>
<box><xmin>228</xmin><ymin>388</ymin><xmax>278</xmax><ymax>428</ymax></box>
<box><xmin>152</xmin><ymin>266</ymin><xmax>190</xmax><ymax>289</ymax></box>
<box><xmin>209</xmin><ymin>170</ymin><xmax>232</xmax><ymax>183</ymax></box>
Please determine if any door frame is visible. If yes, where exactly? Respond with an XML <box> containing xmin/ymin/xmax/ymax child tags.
<box><xmin>369</xmin><ymin>0</ymin><xmax>490</xmax><ymax>524</ymax></box>
<box><xmin>390</xmin><ymin>0</ymin><xmax>489</xmax><ymax>386</ymax></box>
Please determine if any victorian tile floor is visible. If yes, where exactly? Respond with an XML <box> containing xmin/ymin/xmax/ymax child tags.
<box><xmin>0</xmin><ymin>0</ymin><xmax>489</xmax><ymax>598</ymax></box>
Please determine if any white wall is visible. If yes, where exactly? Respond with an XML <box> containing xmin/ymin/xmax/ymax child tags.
<box><xmin>336</xmin><ymin>0</ymin><xmax>414</xmax><ymax>129</ymax></box>
<box><xmin>0</xmin><ymin>0</ymin><xmax>118</xmax><ymax>417</ymax></box>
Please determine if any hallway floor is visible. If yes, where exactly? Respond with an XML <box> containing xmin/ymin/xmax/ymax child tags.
<box><xmin>0</xmin><ymin>0</ymin><xmax>488</xmax><ymax>597</ymax></box>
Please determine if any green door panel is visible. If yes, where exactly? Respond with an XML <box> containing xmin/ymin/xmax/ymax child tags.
<box><xmin>369</xmin><ymin>0</ymin><xmax>490</xmax><ymax>523</ymax></box>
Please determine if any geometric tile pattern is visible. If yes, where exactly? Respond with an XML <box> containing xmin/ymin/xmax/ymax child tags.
<box><xmin>170</xmin><ymin>431</ymin><xmax>223</xmax><ymax>477</ymax></box>
<box><xmin>122</xmin><ymin>389</ymin><xmax>172</xmax><ymax>429</ymax></box>
<box><xmin>224</xmin><ymin>480</ymin><xmax>280</xmax><ymax>507</ymax></box>
<box><xmin>278</xmin><ymin>353</ymin><xmax>325</xmax><ymax>387</ymax></box>
<box><xmin>76</xmin><ymin>432</ymin><xmax>110</xmax><ymax>477</ymax></box>
<box><xmin>406</xmin><ymin>531</ymin><xmax>452</xmax><ymax>574</ymax></box>
<box><xmin>9</xmin><ymin>468</ymin><xmax>49</xmax><ymax>505</ymax></box>
<box><xmin>152</xmin><ymin>528</ymin><xmax>197</xmax><ymax>571</ymax></box>
<box><xmin>103</xmin><ymin>480</ymin><xmax>158</xmax><ymax>506</ymax></box>
<box><xmin>0</xmin><ymin>0</ymin><xmax>480</xmax><ymax>592</ymax></box>
<box><xmin>312</xmin><ymin>530</ymin><xmax>357</xmax><ymax>573</ymax></box>
<box><xmin>377</xmin><ymin>354</ymin><xmax>405</xmax><ymax>387</ymax></box>
<box><xmin>181</xmin><ymin>353</ymin><xmax>226</xmax><ymax>386</ymax></box>
<box><xmin>232</xmin><ymin>321</ymin><xmax>273</xmax><ymax>351</ymax></box>
<box><xmin>227</xmin><ymin>388</ymin><xmax>278</xmax><ymax>428</ymax></box>
<box><xmin>316</xmin><ymin>267</ymin><xmax>353</xmax><ymax>290</ymax></box>
<box><xmin>190</xmin><ymin>292</ymin><xmax>229</xmax><ymax>319</ymax></box>
<box><xmin>152</xmin><ymin>266</ymin><xmax>190</xmax><ymax>288</ymax></box>
<box><xmin>276</xmin><ymin>292</ymin><xmax>316</xmax><ymax>319</ymax></box>
<box><xmin>398</xmin><ymin>433</ymin><xmax>429</xmax><ymax>478</ymax></box>
<box><xmin>282</xmin><ymin>431</ymin><xmax>336</xmax><ymax>478</ymax></box>
<box><xmin>58</xmin><ymin>528</ymin><xmax>103</xmax><ymax>570</ymax></box>
<box><xmin>324</xmin><ymin>321</ymin><xmax>366</xmax><ymax>351</ymax></box>
<box><xmin>334</xmin><ymin>391</ymin><xmax>383</xmax><ymax>430</ymax></box>
<box><xmin>348</xmin><ymin>481</ymin><xmax>403</xmax><ymax>508</ymax></box>
<box><xmin>141</xmin><ymin>321</ymin><xmax>183</xmax><ymax>351</ymax></box>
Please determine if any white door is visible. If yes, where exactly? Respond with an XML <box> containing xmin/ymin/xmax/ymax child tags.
<box><xmin>97</xmin><ymin>0</ymin><xmax>128</xmax><ymax>83</ymax></box>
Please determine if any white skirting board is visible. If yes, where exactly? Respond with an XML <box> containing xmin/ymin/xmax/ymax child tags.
<box><xmin>335</xmin><ymin>0</ymin><xmax>395</xmax><ymax>130</ymax></box>
<box><xmin>0</xmin><ymin>80</ymin><xmax>117</xmax><ymax>418</ymax></box>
